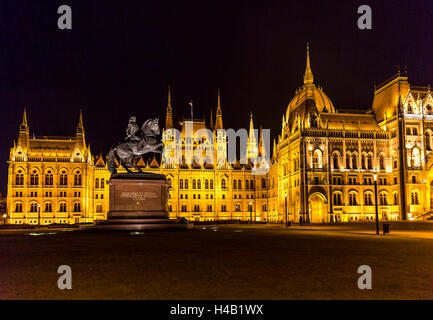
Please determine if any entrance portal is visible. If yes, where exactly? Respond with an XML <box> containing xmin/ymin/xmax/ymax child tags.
<box><xmin>309</xmin><ymin>193</ymin><xmax>327</xmax><ymax>223</ymax></box>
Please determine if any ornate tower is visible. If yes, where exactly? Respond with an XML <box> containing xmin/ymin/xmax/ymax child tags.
<box><xmin>165</xmin><ymin>85</ymin><xmax>173</xmax><ymax>129</ymax></box>
<box><xmin>17</xmin><ymin>108</ymin><xmax>29</xmax><ymax>153</ymax></box>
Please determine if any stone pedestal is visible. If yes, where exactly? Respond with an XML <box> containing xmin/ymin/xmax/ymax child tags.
<box><xmin>83</xmin><ymin>173</ymin><xmax>192</xmax><ymax>231</ymax></box>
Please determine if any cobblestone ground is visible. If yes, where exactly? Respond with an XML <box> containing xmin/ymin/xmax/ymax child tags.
<box><xmin>1</xmin><ymin>225</ymin><xmax>433</xmax><ymax>299</ymax></box>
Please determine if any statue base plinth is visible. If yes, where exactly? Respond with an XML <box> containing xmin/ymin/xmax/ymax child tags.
<box><xmin>82</xmin><ymin>173</ymin><xmax>192</xmax><ymax>231</ymax></box>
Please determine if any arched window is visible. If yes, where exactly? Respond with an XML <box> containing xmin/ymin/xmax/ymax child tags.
<box><xmin>73</xmin><ymin>202</ymin><xmax>81</xmax><ymax>212</ymax></box>
<box><xmin>238</xmin><ymin>180</ymin><xmax>242</xmax><ymax>189</ymax></box>
<box><xmin>30</xmin><ymin>170</ymin><xmax>39</xmax><ymax>186</ymax></box>
<box><xmin>74</xmin><ymin>171</ymin><xmax>82</xmax><ymax>186</ymax></box>
<box><xmin>45</xmin><ymin>171</ymin><xmax>53</xmax><ymax>186</ymax></box>
<box><xmin>312</xmin><ymin>149</ymin><xmax>322</xmax><ymax>168</ymax></box>
<box><xmin>95</xmin><ymin>178</ymin><xmax>99</xmax><ymax>189</ymax></box>
<box><xmin>367</xmin><ymin>154</ymin><xmax>373</xmax><ymax>169</ymax></box>
<box><xmin>364</xmin><ymin>193</ymin><xmax>373</xmax><ymax>206</ymax></box>
<box><xmin>221</xmin><ymin>178</ymin><xmax>226</xmax><ymax>189</ymax></box>
<box><xmin>411</xmin><ymin>148</ymin><xmax>421</xmax><ymax>167</ymax></box>
<box><xmin>346</xmin><ymin>153</ymin><xmax>351</xmax><ymax>169</ymax></box>
<box><xmin>184</xmin><ymin>179</ymin><xmax>189</xmax><ymax>189</ymax></box>
<box><xmin>425</xmin><ymin>132</ymin><xmax>432</xmax><ymax>151</ymax></box>
<box><xmin>333</xmin><ymin>193</ymin><xmax>342</xmax><ymax>205</ymax></box>
<box><xmin>379</xmin><ymin>154</ymin><xmax>385</xmax><ymax>170</ymax></box>
<box><xmin>233</xmin><ymin>180</ymin><xmax>237</xmax><ymax>189</ymax></box>
<box><xmin>59</xmin><ymin>202</ymin><xmax>67</xmax><ymax>212</ymax></box>
<box><xmin>205</xmin><ymin>179</ymin><xmax>209</xmax><ymax>189</ymax></box>
<box><xmin>411</xmin><ymin>191</ymin><xmax>419</xmax><ymax>205</ymax></box>
<box><xmin>197</xmin><ymin>179</ymin><xmax>201</xmax><ymax>189</ymax></box>
<box><xmin>394</xmin><ymin>193</ymin><xmax>399</xmax><ymax>205</ymax></box>
<box><xmin>100</xmin><ymin>178</ymin><xmax>105</xmax><ymax>189</ymax></box>
<box><xmin>352</xmin><ymin>154</ymin><xmax>358</xmax><ymax>169</ymax></box>
<box><xmin>332</xmin><ymin>153</ymin><xmax>339</xmax><ymax>169</ymax></box>
<box><xmin>60</xmin><ymin>170</ymin><xmax>68</xmax><ymax>186</ymax></box>
<box><xmin>250</xmin><ymin>179</ymin><xmax>254</xmax><ymax>189</ymax></box>
<box><xmin>261</xmin><ymin>178</ymin><xmax>266</xmax><ymax>189</ymax></box>
<box><xmin>15</xmin><ymin>170</ymin><xmax>24</xmax><ymax>185</ymax></box>
<box><xmin>30</xmin><ymin>202</ymin><xmax>38</xmax><ymax>213</ymax></box>
<box><xmin>179</xmin><ymin>179</ymin><xmax>184</xmax><ymax>189</ymax></box>
<box><xmin>45</xmin><ymin>202</ymin><xmax>52</xmax><ymax>212</ymax></box>
<box><xmin>361</xmin><ymin>154</ymin><xmax>366</xmax><ymax>169</ymax></box>
<box><xmin>15</xmin><ymin>202</ymin><xmax>23</xmax><ymax>212</ymax></box>
<box><xmin>379</xmin><ymin>193</ymin><xmax>388</xmax><ymax>205</ymax></box>
<box><xmin>192</xmin><ymin>179</ymin><xmax>196</xmax><ymax>189</ymax></box>
<box><xmin>96</xmin><ymin>204</ymin><xmax>103</xmax><ymax>213</ymax></box>
<box><xmin>245</xmin><ymin>180</ymin><xmax>250</xmax><ymax>190</ymax></box>
<box><xmin>349</xmin><ymin>193</ymin><xmax>357</xmax><ymax>206</ymax></box>
<box><xmin>209</xmin><ymin>179</ymin><xmax>214</xmax><ymax>189</ymax></box>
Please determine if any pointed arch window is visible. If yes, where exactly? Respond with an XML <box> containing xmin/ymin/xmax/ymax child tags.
<box><xmin>379</xmin><ymin>154</ymin><xmax>385</xmax><ymax>170</ymax></box>
<box><xmin>179</xmin><ymin>179</ymin><xmax>184</xmax><ymax>189</ymax></box>
<box><xmin>238</xmin><ymin>180</ymin><xmax>242</xmax><ymax>189</ymax></box>
<box><xmin>233</xmin><ymin>180</ymin><xmax>237</xmax><ymax>189</ymax></box>
<box><xmin>59</xmin><ymin>202</ymin><xmax>67</xmax><ymax>212</ymax></box>
<box><xmin>312</xmin><ymin>149</ymin><xmax>322</xmax><ymax>169</ymax></box>
<box><xmin>60</xmin><ymin>170</ymin><xmax>68</xmax><ymax>186</ymax></box>
<box><xmin>74</xmin><ymin>171</ymin><xmax>82</xmax><ymax>186</ymax></box>
<box><xmin>332</xmin><ymin>153</ymin><xmax>339</xmax><ymax>169</ymax></box>
<box><xmin>426</xmin><ymin>132</ymin><xmax>432</xmax><ymax>151</ymax></box>
<box><xmin>209</xmin><ymin>179</ymin><xmax>214</xmax><ymax>189</ymax></box>
<box><xmin>204</xmin><ymin>179</ymin><xmax>209</xmax><ymax>189</ymax></box>
<box><xmin>352</xmin><ymin>154</ymin><xmax>358</xmax><ymax>169</ymax></box>
<box><xmin>95</xmin><ymin>178</ymin><xmax>99</xmax><ymax>189</ymax></box>
<box><xmin>15</xmin><ymin>202</ymin><xmax>23</xmax><ymax>213</ymax></box>
<box><xmin>411</xmin><ymin>191</ymin><xmax>419</xmax><ymax>205</ymax></box>
<box><xmin>364</xmin><ymin>193</ymin><xmax>373</xmax><ymax>206</ymax></box>
<box><xmin>30</xmin><ymin>170</ymin><xmax>39</xmax><ymax>186</ymax></box>
<box><xmin>367</xmin><ymin>154</ymin><xmax>373</xmax><ymax>169</ymax></box>
<box><xmin>221</xmin><ymin>178</ymin><xmax>226</xmax><ymax>189</ymax></box>
<box><xmin>100</xmin><ymin>178</ymin><xmax>105</xmax><ymax>189</ymax></box>
<box><xmin>15</xmin><ymin>170</ymin><xmax>24</xmax><ymax>186</ymax></box>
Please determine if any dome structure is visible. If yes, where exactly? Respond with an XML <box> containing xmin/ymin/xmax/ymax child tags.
<box><xmin>285</xmin><ymin>44</ymin><xmax>336</xmax><ymax>120</ymax></box>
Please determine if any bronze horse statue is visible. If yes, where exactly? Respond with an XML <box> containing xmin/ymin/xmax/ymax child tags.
<box><xmin>107</xmin><ymin>118</ymin><xmax>164</xmax><ymax>173</ymax></box>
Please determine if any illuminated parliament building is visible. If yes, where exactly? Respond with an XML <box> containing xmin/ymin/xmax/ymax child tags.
<box><xmin>6</xmin><ymin>47</ymin><xmax>433</xmax><ymax>224</ymax></box>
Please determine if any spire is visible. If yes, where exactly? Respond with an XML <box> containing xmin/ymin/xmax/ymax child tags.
<box><xmin>21</xmin><ymin>108</ymin><xmax>28</xmax><ymax>128</ymax></box>
<box><xmin>76</xmin><ymin>109</ymin><xmax>86</xmax><ymax>147</ymax></box>
<box><xmin>165</xmin><ymin>84</ymin><xmax>173</xmax><ymax>128</ymax></box>
<box><xmin>77</xmin><ymin>109</ymin><xmax>84</xmax><ymax>130</ymax></box>
<box><xmin>19</xmin><ymin>108</ymin><xmax>29</xmax><ymax>134</ymax></box>
<box><xmin>215</xmin><ymin>88</ymin><xmax>223</xmax><ymax>130</ymax></box>
<box><xmin>18</xmin><ymin>108</ymin><xmax>29</xmax><ymax>150</ymax></box>
<box><xmin>247</xmin><ymin>112</ymin><xmax>258</xmax><ymax>160</ymax></box>
<box><xmin>303</xmin><ymin>43</ymin><xmax>314</xmax><ymax>85</ymax></box>
<box><xmin>217</xmin><ymin>88</ymin><xmax>222</xmax><ymax>116</ymax></box>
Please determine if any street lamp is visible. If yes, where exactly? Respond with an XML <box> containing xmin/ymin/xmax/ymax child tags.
<box><xmin>373</xmin><ymin>174</ymin><xmax>379</xmax><ymax>235</ymax></box>
<box><xmin>285</xmin><ymin>192</ymin><xmax>288</xmax><ymax>228</ymax></box>
<box><xmin>38</xmin><ymin>203</ymin><xmax>41</xmax><ymax>229</ymax></box>
<box><xmin>2</xmin><ymin>213</ymin><xmax>7</xmax><ymax>225</ymax></box>
<box><xmin>249</xmin><ymin>201</ymin><xmax>253</xmax><ymax>224</ymax></box>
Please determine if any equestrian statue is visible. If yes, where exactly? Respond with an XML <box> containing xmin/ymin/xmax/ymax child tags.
<box><xmin>107</xmin><ymin>117</ymin><xmax>164</xmax><ymax>174</ymax></box>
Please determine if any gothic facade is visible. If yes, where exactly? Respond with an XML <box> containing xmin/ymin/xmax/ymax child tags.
<box><xmin>6</xmin><ymin>47</ymin><xmax>433</xmax><ymax>224</ymax></box>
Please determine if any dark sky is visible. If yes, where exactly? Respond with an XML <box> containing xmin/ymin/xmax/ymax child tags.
<box><xmin>0</xmin><ymin>0</ymin><xmax>432</xmax><ymax>194</ymax></box>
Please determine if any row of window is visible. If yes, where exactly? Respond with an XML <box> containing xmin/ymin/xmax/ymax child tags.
<box><xmin>332</xmin><ymin>191</ymin><xmax>420</xmax><ymax>206</ymax></box>
<box><xmin>15</xmin><ymin>170</ymin><xmax>82</xmax><ymax>186</ymax></box>
<box><xmin>14</xmin><ymin>202</ymin><xmax>82</xmax><ymax>213</ymax></box>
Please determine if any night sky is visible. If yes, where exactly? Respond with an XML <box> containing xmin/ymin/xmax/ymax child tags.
<box><xmin>0</xmin><ymin>0</ymin><xmax>432</xmax><ymax>194</ymax></box>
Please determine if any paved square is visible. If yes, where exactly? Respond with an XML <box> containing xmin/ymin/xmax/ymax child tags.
<box><xmin>1</xmin><ymin>225</ymin><xmax>433</xmax><ymax>299</ymax></box>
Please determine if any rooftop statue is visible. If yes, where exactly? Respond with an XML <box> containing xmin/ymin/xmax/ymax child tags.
<box><xmin>107</xmin><ymin>117</ymin><xmax>164</xmax><ymax>173</ymax></box>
